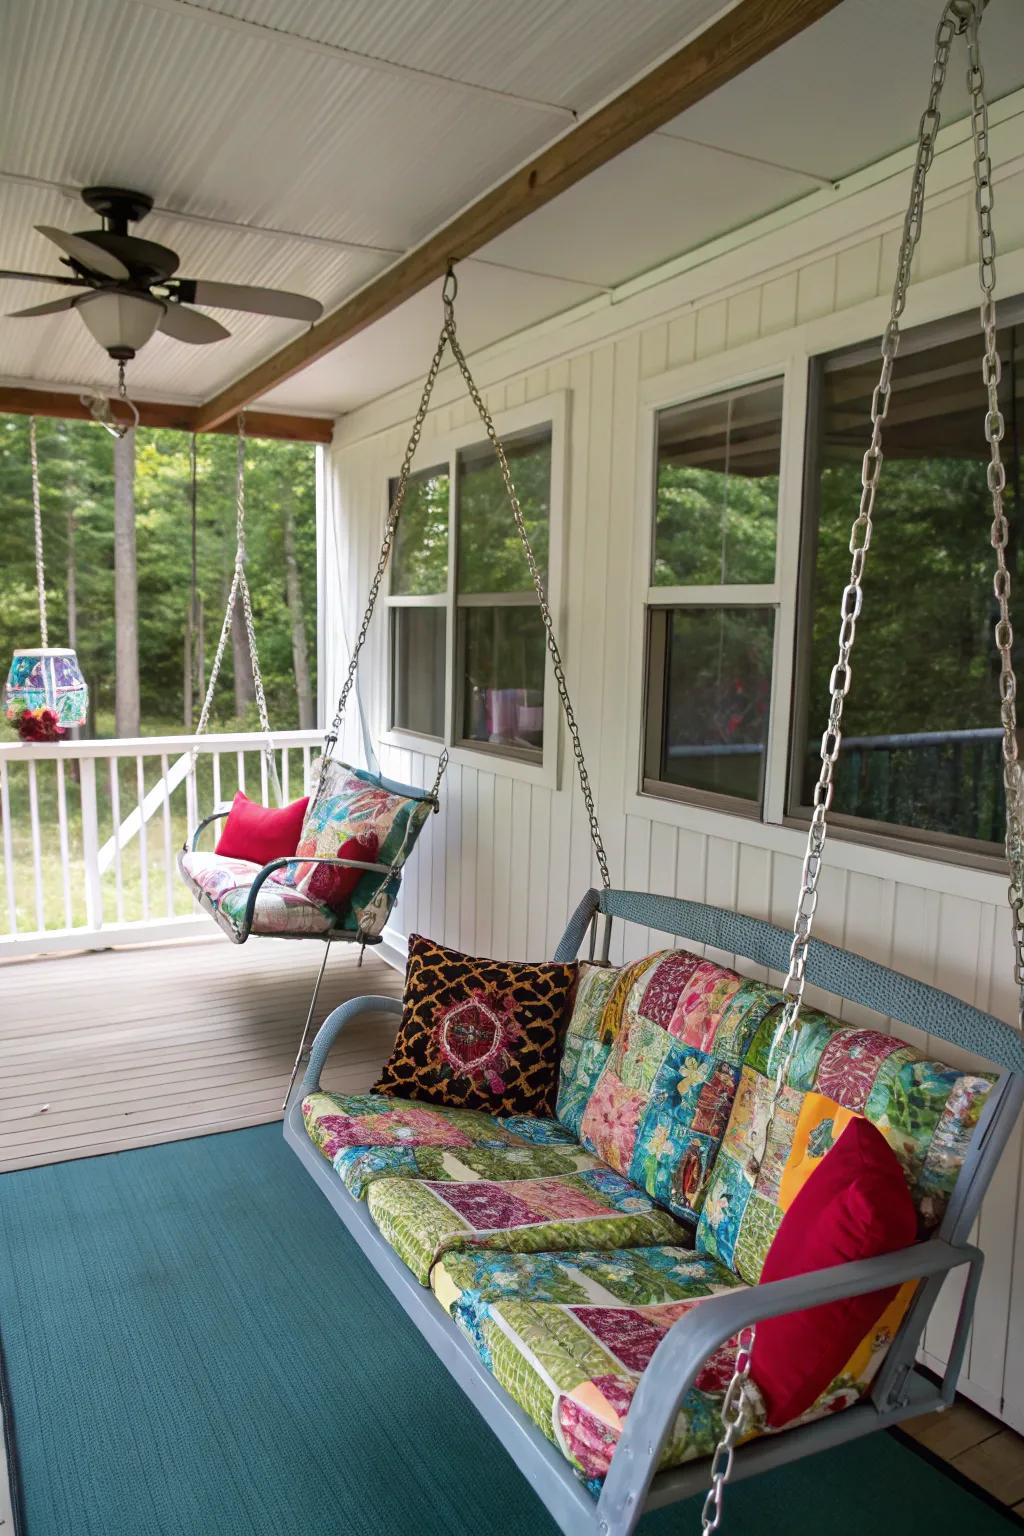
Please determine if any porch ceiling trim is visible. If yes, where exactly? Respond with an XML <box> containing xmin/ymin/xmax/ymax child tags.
<box><xmin>0</xmin><ymin>386</ymin><xmax>333</xmax><ymax>442</ymax></box>
<box><xmin>192</xmin><ymin>0</ymin><xmax>844</xmax><ymax>432</ymax></box>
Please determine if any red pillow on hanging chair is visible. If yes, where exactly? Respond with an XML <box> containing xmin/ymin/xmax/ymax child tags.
<box><xmin>305</xmin><ymin>831</ymin><xmax>380</xmax><ymax>913</ymax></box>
<box><xmin>750</xmin><ymin>1116</ymin><xmax>917</xmax><ymax>1427</ymax></box>
<box><xmin>215</xmin><ymin>792</ymin><xmax>309</xmax><ymax>865</ymax></box>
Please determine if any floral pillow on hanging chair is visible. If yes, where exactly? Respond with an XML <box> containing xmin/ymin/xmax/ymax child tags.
<box><xmin>274</xmin><ymin>758</ymin><xmax>436</xmax><ymax>932</ymax></box>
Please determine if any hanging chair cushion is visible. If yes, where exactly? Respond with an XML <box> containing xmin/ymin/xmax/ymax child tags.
<box><xmin>179</xmin><ymin>850</ymin><xmax>337</xmax><ymax>939</ymax></box>
<box><xmin>365</xmin><ymin>1165</ymin><xmax>685</xmax><ymax>1286</ymax></box>
<box><xmin>281</xmin><ymin>760</ymin><xmax>434</xmax><ymax>930</ymax></box>
<box><xmin>214</xmin><ymin>791</ymin><xmax>309</xmax><ymax>864</ymax></box>
<box><xmin>302</xmin><ymin>1090</ymin><xmax>599</xmax><ymax>1199</ymax></box>
<box><xmin>371</xmin><ymin>933</ymin><xmax>578</xmax><ymax>1118</ymax></box>
<box><xmin>564</xmin><ymin>949</ymin><xmax>779</xmax><ymax>1230</ymax></box>
<box><xmin>303</xmin><ymin>832</ymin><xmax>380</xmax><ymax>913</ymax></box>
<box><xmin>750</xmin><ymin>1116</ymin><xmax>917</xmax><ymax>1427</ymax></box>
<box><xmin>429</xmin><ymin>1239</ymin><xmax>910</xmax><ymax>1486</ymax></box>
<box><xmin>695</xmin><ymin>1009</ymin><xmax>996</xmax><ymax>1286</ymax></box>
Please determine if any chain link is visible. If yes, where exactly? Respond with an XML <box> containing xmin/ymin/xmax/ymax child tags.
<box><xmin>699</xmin><ymin>7</ymin><xmax>977</xmax><ymax>1528</ymax></box>
<box><xmin>963</xmin><ymin>9</ymin><xmax>1024</xmax><ymax>1006</ymax></box>
<box><xmin>192</xmin><ymin>415</ymin><xmax>282</xmax><ymax>802</ymax></box>
<box><xmin>317</xmin><ymin>269</ymin><xmax>613</xmax><ymax>889</ymax></box>
<box><xmin>444</xmin><ymin>312</ymin><xmax>612</xmax><ymax>888</ymax></box>
<box><xmin>316</xmin><ymin>298</ymin><xmax>452</xmax><ymax>800</ymax></box>
<box><xmin>29</xmin><ymin>416</ymin><xmax>49</xmax><ymax>647</ymax></box>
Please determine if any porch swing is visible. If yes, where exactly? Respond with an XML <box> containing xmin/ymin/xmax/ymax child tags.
<box><xmin>179</xmin><ymin>269</ymin><xmax>596</xmax><ymax>1102</ymax></box>
<box><xmin>282</xmin><ymin>5</ymin><xmax>1024</xmax><ymax>1533</ymax></box>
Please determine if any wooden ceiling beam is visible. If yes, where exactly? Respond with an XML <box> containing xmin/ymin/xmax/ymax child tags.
<box><xmin>0</xmin><ymin>387</ymin><xmax>333</xmax><ymax>442</ymax></box>
<box><xmin>192</xmin><ymin>0</ymin><xmax>844</xmax><ymax>432</ymax></box>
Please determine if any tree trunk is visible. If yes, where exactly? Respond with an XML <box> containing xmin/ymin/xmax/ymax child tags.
<box><xmin>231</xmin><ymin>589</ymin><xmax>256</xmax><ymax>718</ymax></box>
<box><xmin>283</xmin><ymin>500</ymin><xmax>314</xmax><ymax>729</ymax></box>
<box><xmin>66</xmin><ymin>501</ymin><xmax>84</xmax><ymax>752</ymax></box>
<box><xmin>113</xmin><ymin>429</ymin><xmax>140</xmax><ymax>737</ymax></box>
<box><xmin>183</xmin><ymin>615</ymin><xmax>192</xmax><ymax>729</ymax></box>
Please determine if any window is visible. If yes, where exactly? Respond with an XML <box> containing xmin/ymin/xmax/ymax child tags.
<box><xmin>791</xmin><ymin>305</ymin><xmax>1024</xmax><ymax>855</ymax></box>
<box><xmin>385</xmin><ymin>415</ymin><xmax>557</xmax><ymax>767</ymax></box>
<box><xmin>388</xmin><ymin>466</ymin><xmax>449</xmax><ymax>740</ymax></box>
<box><xmin>642</xmin><ymin>378</ymin><xmax>784</xmax><ymax>812</ymax></box>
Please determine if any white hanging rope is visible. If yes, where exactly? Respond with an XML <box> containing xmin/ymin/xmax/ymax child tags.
<box><xmin>29</xmin><ymin>417</ymin><xmax>48</xmax><ymax>647</ymax></box>
<box><xmin>191</xmin><ymin>416</ymin><xmax>283</xmax><ymax>804</ymax></box>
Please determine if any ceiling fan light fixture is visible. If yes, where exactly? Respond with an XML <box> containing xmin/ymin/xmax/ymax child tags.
<box><xmin>75</xmin><ymin>289</ymin><xmax>165</xmax><ymax>359</ymax></box>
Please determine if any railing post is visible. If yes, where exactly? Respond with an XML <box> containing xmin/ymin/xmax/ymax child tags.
<box><xmin>79</xmin><ymin>756</ymin><xmax>104</xmax><ymax>934</ymax></box>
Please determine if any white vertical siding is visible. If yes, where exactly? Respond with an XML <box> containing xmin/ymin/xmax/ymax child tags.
<box><xmin>323</xmin><ymin>163</ymin><xmax>1024</xmax><ymax>1426</ymax></box>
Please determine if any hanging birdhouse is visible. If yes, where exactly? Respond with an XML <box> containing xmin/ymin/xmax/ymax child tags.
<box><xmin>4</xmin><ymin>647</ymin><xmax>89</xmax><ymax>737</ymax></box>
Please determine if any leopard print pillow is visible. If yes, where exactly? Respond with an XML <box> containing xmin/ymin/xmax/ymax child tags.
<box><xmin>373</xmin><ymin>934</ymin><xmax>578</xmax><ymax>1117</ymax></box>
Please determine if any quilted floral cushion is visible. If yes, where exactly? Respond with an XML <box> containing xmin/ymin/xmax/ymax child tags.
<box><xmin>576</xmin><ymin>950</ymin><xmax>780</xmax><ymax>1227</ymax></box>
<box><xmin>372</xmin><ymin>935</ymin><xmax>578</xmax><ymax>1117</ymax></box>
<box><xmin>178</xmin><ymin>850</ymin><xmax>336</xmax><ymax>939</ymax></box>
<box><xmin>365</xmin><ymin>1169</ymin><xmax>684</xmax><ymax>1285</ymax></box>
<box><xmin>430</xmin><ymin>1243</ymin><xmax>911</xmax><ymax>1485</ymax></box>
<box><xmin>284</xmin><ymin>759</ymin><xmax>435</xmax><ymax>929</ymax></box>
<box><xmin>302</xmin><ymin>1091</ymin><xmax>596</xmax><ymax>1199</ymax></box>
<box><xmin>556</xmin><ymin>961</ymin><xmax>634</xmax><ymax>1136</ymax></box>
<box><xmin>697</xmin><ymin>1008</ymin><xmax>996</xmax><ymax>1284</ymax></box>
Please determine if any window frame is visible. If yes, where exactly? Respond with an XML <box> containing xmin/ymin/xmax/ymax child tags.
<box><xmin>631</xmin><ymin>356</ymin><xmax>802</xmax><ymax>821</ymax></box>
<box><xmin>381</xmin><ymin>391</ymin><xmax>568</xmax><ymax>789</ymax></box>
<box><xmin>784</xmin><ymin>298</ymin><xmax>1024</xmax><ymax>873</ymax></box>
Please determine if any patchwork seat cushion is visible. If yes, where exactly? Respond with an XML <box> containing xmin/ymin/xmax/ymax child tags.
<box><xmin>430</xmin><ymin>1244</ymin><xmax>911</xmax><ymax>1486</ymax></box>
<box><xmin>179</xmin><ymin>850</ymin><xmax>336</xmax><ymax>940</ymax></box>
<box><xmin>366</xmin><ymin>1169</ymin><xmax>686</xmax><ymax>1286</ymax></box>
<box><xmin>303</xmin><ymin>1091</ymin><xmax>596</xmax><ymax>1199</ymax></box>
<box><xmin>697</xmin><ymin>1008</ymin><xmax>996</xmax><ymax>1284</ymax></box>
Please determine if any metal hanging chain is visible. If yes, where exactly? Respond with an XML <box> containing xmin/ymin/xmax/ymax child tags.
<box><xmin>700</xmin><ymin>6</ymin><xmax>974</xmax><ymax>1530</ymax></box>
<box><xmin>964</xmin><ymin>8</ymin><xmax>1024</xmax><ymax>1007</ymax></box>
<box><xmin>192</xmin><ymin>415</ymin><xmax>282</xmax><ymax>804</ymax></box>
<box><xmin>29</xmin><ymin>416</ymin><xmax>49</xmax><ymax>647</ymax></box>
<box><xmin>443</xmin><ymin>290</ymin><xmax>612</xmax><ymax>889</ymax></box>
<box><xmin>316</xmin><ymin>289</ymin><xmax>452</xmax><ymax>805</ymax></box>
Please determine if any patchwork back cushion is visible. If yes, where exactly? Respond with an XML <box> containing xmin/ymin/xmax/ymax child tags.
<box><xmin>697</xmin><ymin>1007</ymin><xmax>995</xmax><ymax>1284</ymax></box>
<box><xmin>283</xmin><ymin>760</ymin><xmax>434</xmax><ymax>928</ymax></box>
<box><xmin>373</xmin><ymin>935</ymin><xmax>578</xmax><ymax>1117</ymax></box>
<box><xmin>568</xmin><ymin>950</ymin><xmax>783</xmax><ymax>1227</ymax></box>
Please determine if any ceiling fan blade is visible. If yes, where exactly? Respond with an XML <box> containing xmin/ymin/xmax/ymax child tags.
<box><xmin>0</xmin><ymin>268</ymin><xmax>88</xmax><ymax>288</ymax></box>
<box><xmin>173</xmin><ymin>279</ymin><xmax>322</xmax><ymax>322</ymax></box>
<box><xmin>158</xmin><ymin>303</ymin><xmax>231</xmax><ymax>344</ymax></box>
<box><xmin>35</xmin><ymin>226</ymin><xmax>131</xmax><ymax>281</ymax></box>
<box><xmin>7</xmin><ymin>295</ymin><xmax>79</xmax><ymax>318</ymax></box>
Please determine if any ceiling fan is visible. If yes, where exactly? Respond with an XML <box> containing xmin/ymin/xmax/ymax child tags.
<box><xmin>1</xmin><ymin>185</ymin><xmax>324</xmax><ymax>364</ymax></box>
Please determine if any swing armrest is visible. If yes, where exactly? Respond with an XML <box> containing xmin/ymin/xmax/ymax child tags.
<box><xmin>240</xmin><ymin>855</ymin><xmax>397</xmax><ymax>942</ymax></box>
<box><xmin>302</xmin><ymin>995</ymin><xmax>404</xmax><ymax>1093</ymax></box>
<box><xmin>186</xmin><ymin>806</ymin><xmax>236</xmax><ymax>851</ymax></box>
<box><xmin>598</xmin><ymin>1237</ymin><xmax>982</xmax><ymax>1528</ymax></box>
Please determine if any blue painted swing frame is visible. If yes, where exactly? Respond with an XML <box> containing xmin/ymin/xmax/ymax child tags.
<box><xmin>283</xmin><ymin>885</ymin><xmax>1024</xmax><ymax>1536</ymax></box>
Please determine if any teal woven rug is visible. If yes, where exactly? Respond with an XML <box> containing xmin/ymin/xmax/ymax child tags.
<box><xmin>0</xmin><ymin>1124</ymin><xmax>1018</xmax><ymax>1536</ymax></box>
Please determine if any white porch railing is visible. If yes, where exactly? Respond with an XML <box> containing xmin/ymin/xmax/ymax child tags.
<box><xmin>0</xmin><ymin>729</ymin><xmax>323</xmax><ymax>957</ymax></box>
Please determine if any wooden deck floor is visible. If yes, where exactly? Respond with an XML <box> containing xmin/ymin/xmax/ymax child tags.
<box><xmin>0</xmin><ymin>936</ymin><xmax>403</xmax><ymax>1173</ymax></box>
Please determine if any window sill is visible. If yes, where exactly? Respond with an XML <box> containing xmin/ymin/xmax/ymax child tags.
<box><xmin>380</xmin><ymin>729</ymin><xmax>557</xmax><ymax>790</ymax></box>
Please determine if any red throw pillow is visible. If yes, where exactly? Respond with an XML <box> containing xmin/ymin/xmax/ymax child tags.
<box><xmin>215</xmin><ymin>792</ymin><xmax>309</xmax><ymax>864</ymax></box>
<box><xmin>750</xmin><ymin>1116</ymin><xmax>917</xmax><ymax>1427</ymax></box>
<box><xmin>306</xmin><ymin>832</ymin><xmax>380</xmax><ymax>913</ymax></box>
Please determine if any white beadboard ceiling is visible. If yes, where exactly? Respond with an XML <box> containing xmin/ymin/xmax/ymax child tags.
<box><xmin>1</xmin><ymin>0</ymin><xmax>1023</xmax><ymax>417</ymax></box>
